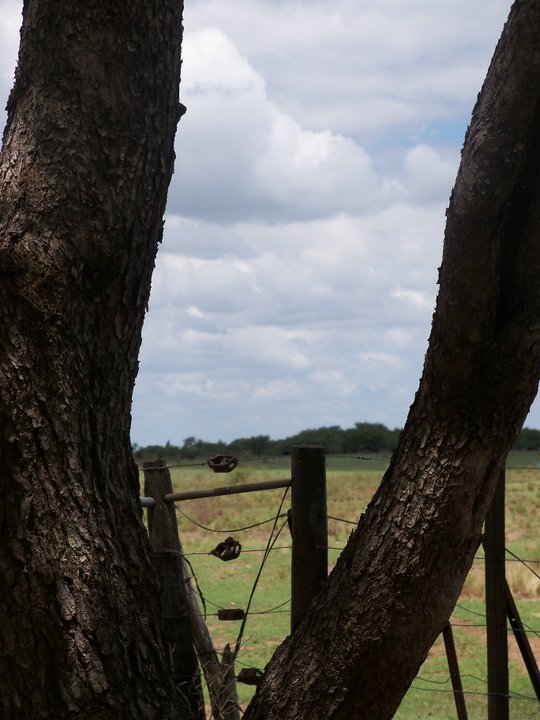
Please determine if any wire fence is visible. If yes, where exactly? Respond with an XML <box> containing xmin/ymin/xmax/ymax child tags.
<box><xmin>140</xmin><ymin>454</ymin><xmax>540</xmax><ymax>713</ymax></box>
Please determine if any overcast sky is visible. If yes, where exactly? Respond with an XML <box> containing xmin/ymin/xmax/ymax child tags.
<box><xmin>2</xmin><ymin>0</ymin><xmax>537</xmax><ymax>445</ymax></box>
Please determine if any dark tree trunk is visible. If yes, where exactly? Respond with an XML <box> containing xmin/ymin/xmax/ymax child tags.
<box><xmin>245</xmin><ymin>1</ymin><xmax>540</xmax><ymax>718</ymax></box>
<box><xmin>0</xmin><ymin>1</ymin><xmax>194</xmax><ymax>718</ymax></box>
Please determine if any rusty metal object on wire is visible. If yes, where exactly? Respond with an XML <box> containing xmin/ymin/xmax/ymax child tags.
<box><xmin>207</xmin><ymin>454</ymin><xmax>239</xmax><ymax>473</ymax></box>
<box><xmin>218</xmin><ymin>608</ymin><xmax>245</xmax><ymax>621</ymax></box>
<box><xmin>237</xmin><ymin>667</ymin><xmax>264</xmax><ymax>686</ymax></box>
<box><xmin>210</xmin><ymin>536</ymin><xmax>242</xmax><ymax>562</ymax></box>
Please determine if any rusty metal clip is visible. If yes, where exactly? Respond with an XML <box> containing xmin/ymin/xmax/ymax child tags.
<box><xmin>218</xmin><ymin>608</ymin><xmax>245</xmax><ymax>621</ymax></box>
<box><xmin>207</xmin><ymin>454</ymin><xmax>239</xmax><ymax>473</ymax></box>
<box><xmin>210</xmin><ymin>537</ymin><xmax>242</xmax><ymax>562</ymax></box>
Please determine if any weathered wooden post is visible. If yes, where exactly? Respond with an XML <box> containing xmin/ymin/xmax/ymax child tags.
<box><xmin>442</xmin><ymin>623</ymin><xmax>468</xmax><ymax>720</ymax></box>
<box><xmin>484</xmin><ymin>468</ymin><xmax>509</xmax><ymax>720</ymax></box>
<box><xmin>290</xmin><ymin>445</ymin><xmax>328</xmax><ymax>632</ymax></box>
<box><xmin>143</xmin><ymin>459</ymin><xmax>205</xmax><ymax>720</ymax></box>
<box><xmin>505</xmin><ymin>580</ymin><xmax>540</xmax><ymax>700</ymax></box>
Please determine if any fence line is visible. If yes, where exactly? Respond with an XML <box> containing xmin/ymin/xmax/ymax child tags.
<box><xmin>140</xmin><ymin>453</ymin><xmax>540</xmax><ymax>720</ymax></box>
<box><xmin>142</xmin><ymin>446</ymin><xmax>326</xmax><ymax>720</ymax></box>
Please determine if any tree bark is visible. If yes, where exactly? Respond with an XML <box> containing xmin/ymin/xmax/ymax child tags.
<box><xmin>0</xmin><ymin>1</ymin><xmax>190</xmax><ymax>718</ymax></box>
<box><xmin>245</xmin><ymin>1</ymin><xmax>540</xmax><ymax>718</ymax></box>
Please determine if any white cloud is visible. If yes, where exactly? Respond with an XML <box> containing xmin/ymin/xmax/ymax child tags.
<box><xmin>164</xmin><ymin>372</ymin><xmax>243</xmax><ymax>401</ymax></box>
<box><xmin>171</xmin><ymin>26</ymin><xmax>389</xmax><ymax>223</ymax></box>
<box><xmin>253</xmin><ymin>379</ymin><xmax>303</xmax><ymax>401</ymax></box>
<box><xmin>309</xmin><ymin>371</ymin><xmax>357</xmax><ymax>398</ymax></box>
<box><xmin>402</xmin><ymin>145</ymin><xmax>459</xmax><ymax>204</ymax></box>
<box><xmin>4</xmin><ymin>0</ymin><xmax>538</xmax><ymax>444</ymax></box>
<box><xmin>148</xmin><ymin>203</ymin><xmax>443</xmax><ymax>341</ymax></box>
<box><xmin>186</xmin><ymin>305</ymin><xmax>205</xmax><ymax>319</ymax></box>
<box><xmin>228</xmin><ymin>325</ymin><xmax>313</xmax><ymax>369</ymax></box>
<box><xmin>360</xmin><ymin>352</ymin><xmax>403</xmax><ymax>369</ymax></box>
<box><xmin>183</xmin><ymin>0</ymin><xmax>511</xmax><ymax>138</ymax></box>
<box><xmin>182</xmin><ymin>27</ymin><xmax>265</xmax><ymax>95</ymax></box>
<box><xmin>391</xmin><ymin>287</ymin><xmax>435</xmax><ymax>312</ymax></box>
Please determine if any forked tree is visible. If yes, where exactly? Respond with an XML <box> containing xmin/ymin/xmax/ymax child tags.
<box><xmin>1</xmin><ymin>1</ymin><xmax>539</xmax><ymax>719</ymax></box>
<box><xmin>0</xmin><ymin>1</ymin><xmax>195</xmax><ymax>718</ymax></box>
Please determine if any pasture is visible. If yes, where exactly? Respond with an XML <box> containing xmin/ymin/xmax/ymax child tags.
<box><xmin>145</xmin><ymin>452</ymin><xmax>540</xmax><ymax>718</ymax></box>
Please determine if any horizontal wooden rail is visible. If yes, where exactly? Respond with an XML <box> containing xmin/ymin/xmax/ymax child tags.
<box><xmin>139</xmin><ymin>496</ymin><xmax>156</xmax><ymax>508</ymax></box>
<box><xmin>164</xmin><ymin>478</ymin><xmax>291</xmax><ymax>503</ymax></box>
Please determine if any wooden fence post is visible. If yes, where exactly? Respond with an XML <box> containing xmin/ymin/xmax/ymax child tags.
<box><xmin>143</xmin><ymin>459</ymin><xmax>205</xmax><ymax>720</ymax></box>
<box><xmin>505</xmin><ymin>580</ymin><xmax>540</xmax><ymax>700</ymax></box>
<box><xmin>484</xmin><ymin>467</ymin><xmax>509</xmax><ymax>720</ymax></box>
<box><xmin>442</xmin><ymin>623</ymin><xmax>468</xmax><ymax>720</ymax></box>
<box><xmin>290</xmin><ymin>445</ymin><xmax>328</xmax><ymax>632</ymax></box>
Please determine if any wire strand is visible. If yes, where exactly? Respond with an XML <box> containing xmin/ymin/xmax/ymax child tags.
<box><xmin>506</xmin><ymin>547</ymin><xmax>540</xmax><ymax>580</ymax></box>
<box><xmin>327</xmin><ymin>514</ymin><xmax>358</xmax><ymax>525</ymax></box>
<box><xmin>176</xmin><ymin>504</ymin><xmax>289</xmax><ymax>534</ymax></box>
<box><xmin>232</xmin><ymin>487</ymin><xmax>290</xmax><ymax>662</ymax></box>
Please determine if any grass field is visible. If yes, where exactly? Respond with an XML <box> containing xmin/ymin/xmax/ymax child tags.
<box><xmin>142</xmin><ymin>452</ymin><xmax>540</xmax><ymax>718</ymax></box>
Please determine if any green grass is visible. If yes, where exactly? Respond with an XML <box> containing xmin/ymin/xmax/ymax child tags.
<box><xmin>142</xmin><ymin>452</ymin><xmax>540</xmax><ymax>716</ymax></box>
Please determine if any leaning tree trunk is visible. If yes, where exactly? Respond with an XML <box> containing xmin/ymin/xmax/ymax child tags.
<box><xmin>0</xmin><ymin>2</ymin><xmax>196</xmax><ymax>719</ymax></box>
<box><xmin>245</xmin><ymin>1</ymin><xmax>540</xmax><ymax>718</ymax></box>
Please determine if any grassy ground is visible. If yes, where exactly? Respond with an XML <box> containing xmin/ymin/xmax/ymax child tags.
<box><xmin>141</xmin><ymin>452</ymin><xmax>540</xmax><ymax>718</ymax></box>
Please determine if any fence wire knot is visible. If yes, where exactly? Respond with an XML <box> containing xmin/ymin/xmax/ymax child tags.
<box><xmin>210</xmin><ymin>536</ymin><xmax>242</xmax><ymax>561</ymax></box>
<box><xmin>207</xmin><ymin>454</ymin><xmax>239</xmax><ymax>473</ymax></box>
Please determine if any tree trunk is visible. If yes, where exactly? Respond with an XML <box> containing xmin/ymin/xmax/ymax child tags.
<box><xmin>0</xmin><ymin>1</ymin><xmax>192</xmax><ymax>718</ymax></box>
<box><xmin>245</xmin><ymin>1</ymin><xmax>540</xmax><ymax>718</ymax></box>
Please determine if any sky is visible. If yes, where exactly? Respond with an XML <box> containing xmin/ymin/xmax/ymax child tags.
<box><xmin>2</xmin><ymin>0</ymin><xmax>538</xmax><ymax>445</ymax></box>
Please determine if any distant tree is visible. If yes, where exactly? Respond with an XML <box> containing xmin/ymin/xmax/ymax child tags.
<box><xmin>514</xmin><ymin>426</ymin><xmax>540</xmax><ymax>450</ymax></box>
<box><xmin>228</xmin><ymin>434</ymin><xmax>270</xmax><ymax>457</ymax></box>
<box><xmin>246</xmin><ymin>434</ymin><xmax>271</xmax><ymax>457</ymax></box>
<box><xmin>280</xmin><ymin>425</ymin><xmax>345</xmax><ymax>454</ymax></box>
<box><xmin>181</xmin><ymin>436</ymin><xmax>204</xmax><ymax>459</ymax></box>
<box><xmin>342</xmin><ymin>421</ymin><xmax>398</xmax><ymax>453</ymax></box>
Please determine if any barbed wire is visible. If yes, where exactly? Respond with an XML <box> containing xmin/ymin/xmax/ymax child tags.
<box><xmin>327</xmin><ymin>514</ymin><xmax>357</xmax><ymax>525</ymax></box>
<box><xmin>449</xmin><ymin>623</ymin><xmax>488</xmax><ymax>628</ymax></box>
<box><xmin>454</xmin><ymin>602</ymin><xmax>540</xmax><ymax>636</ymax></box>
<box><xmin>198</xmin><ymin>604</ymin><xmax>292</xmax><ymax>620</ymax></box>
<box><xmin>233</xmin><ymin>515</ymin><xmax>290</xmax><ymax>661</ymax></box>
<box><xmin>506</xmin><ymin>547</ymin><xmax>540</xmax><ymax>580</ymax></box>
<box><xmin>144</xmin><ymin>456</ymin><xmax>540</xmax><ymax>712</ymax></box>
<box><xmin>182</xmin><ymin>554</ymin><xmax>208</xmax><ymax>619</ymax></box>
<box><xmin>138</xmin><ymin>461</ymin><xmax>208</xmax><ymax>471</ymax></box>
<box><xmin>182</xmin><ymin>545</ymin><xmax>293</xmax><ymax>557</ymax></box>
<box><xmin>409</xmin><ymin>682</ymin><xmax>538</xmax><ymax>702</ymax></box>
<box><xmin>455</xmin><ymin>603</ymin><xmax>486</xmax><ymax>618</ymax></box>
<box><xmin>233</xmin><ymin>487</ymin><xmax>290</xmax><ymax>662</ymax></box>
<box><xmin>176</xmin><ymin>505</ymin><xmax>289</xmax><ymax>534</ymax></box>
<box><xmin>413</xmin><ymin>671</ymin><xmax>538</xmax><ymax>701</ymax></box>
<box><xmin>327</xmin><ymin>454</ymin><xmax>391</xmax><ymax>461</ymax></box>
<box><xmin>417</xmin><ymin>672</ymin><xmax>488</xmax><ymax>687</ymax></box>
<box><xmin>471</xmin><ymin>554</ymin><xmax>540</xmax><ymax>564</ymax></box>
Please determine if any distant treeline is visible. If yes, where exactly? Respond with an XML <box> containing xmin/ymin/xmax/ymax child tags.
<box><xmin>133</xmin><ymin>423</ymin><xmax>540</xmax><ymax>461</ymax></box>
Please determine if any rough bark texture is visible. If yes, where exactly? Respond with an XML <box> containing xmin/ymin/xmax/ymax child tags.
<box><xmin>0</xmin><ymin>1</ymin><xmax>191</xmax><ymax>718</ymax></box>
<box><xmin>245</xmin><ymin>1</ymin><xmax>540</xmax><ymax>718</ymax></box>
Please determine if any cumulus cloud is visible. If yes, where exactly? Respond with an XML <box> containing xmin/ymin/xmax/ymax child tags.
<box><xmin>402</xmin><ymin>145</ymin><xmax>459</xmax><ymax>204</ymax></box>
<box><xmin>183</xmin><ymin>0</ymin><xmax>511</xmax><ymax>138</ymax></box>
<box><xmin>168</xmin><ymin>22</ymin><xmax>469</xmax><ymax>231</ymax></box>
<box><xmin>137</xmin><ymin>197</ymin><xmax>442</xmax><ymax>440</ymax></box>
<box><xmin>4</xmin><ymin>0</ymin><xmax>537</xmax><ymax>444</ymax></box>
<box><xmin>359</xmin><ymin>352</ymin><xmax>403</xmax><ymax>369</ymax></box>
<box><xmin>170</xmin><ymin>26</ymin><xmax>389</xmax><ymax>222</ymax></box>
<box><xmin>150</xmin><ymin>203</ymin><xmax>443</xmax><ymax>336</ymax></box>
